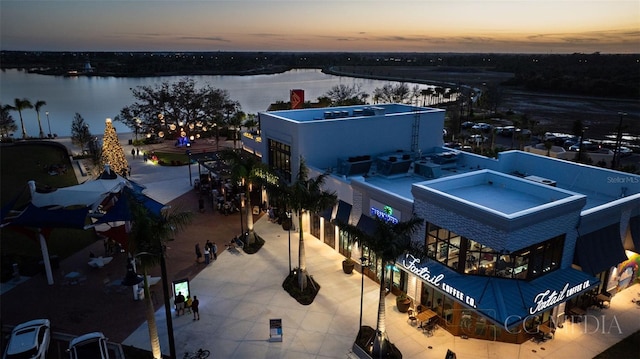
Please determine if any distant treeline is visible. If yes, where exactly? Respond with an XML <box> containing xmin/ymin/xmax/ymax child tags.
<box><xmin>1</xmin><ymin>51</ymin><xmax>638</xmax><ymax>98</ymax></box>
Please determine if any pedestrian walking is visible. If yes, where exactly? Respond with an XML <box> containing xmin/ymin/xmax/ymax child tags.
<box><xmin>131</xmin><ymin>148</ymin><xmax>135</xmax><ymax>158</ymax></box>
<box><xmin>174</xmin><ymin>291</ymin><xmax>185</xmax><ymax>316</ymax></box>
<box><xmin>136</xmin><ymin>148</ymin><xmax>140</xmax><ymax>157</ymax></box>
<box><xmin>192</xmin><ymin>295</ymin><xmax>200</xmax><ymax>320</ymax></box>
<box><xmin>195</xmin><ymin>243</ymin><xmax>202</xmax><ymax>264</ymax></box>
<box><xmin>204</xmin><ymin>245</ymin><xmax>210</xmax><ymax>265</ymax></box>
<box><xmin>212</xmin><ymin>242</ymin><xmax>218</xmax><ymax>260</ymax></box>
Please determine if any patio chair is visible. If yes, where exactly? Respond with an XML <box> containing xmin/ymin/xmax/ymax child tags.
<box><xmin>407</xmin><ymin>309</ymin><xmax>417</xmax><ymax>325</ymax></box>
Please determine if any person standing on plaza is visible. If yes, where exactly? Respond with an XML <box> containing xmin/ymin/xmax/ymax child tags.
<box><xmin>174</xmin><ymin>291</ymin><xmax>185</xmax><ymax>316</ymax></box>
<box><xmin>195</xmin><ymin>243</ymin><xmax>202</xmax><ymax>264</ymax></box>
<box><xmin>204</xmin><ymin>244</ymin><xmax>210</xmax><ymax>265</ymax></box>
<box><xmin>212</xmin><ymin>241</ymin><xmax>218</xmax><ymax>260</ymax></box>
<box><xmin>192</xmin><ymin>295</ymin><xmax>200</xmax><ymax>320</ymax></box>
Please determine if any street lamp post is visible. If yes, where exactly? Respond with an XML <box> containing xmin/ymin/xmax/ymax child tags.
<box><xmin>286</xmin><ymin>211</ymin><xmax>292</xmax><ymax>273</ymax></box>
<box><xmin>186</xmin><ymin>149</ymin><xmax>192</xmax><ymax>186</ymax></box>
<box><xmin>359</xmin><ymin>256</ymin><xmax>368</xmax><ymax>330</ymax></box>
<box><xmin>45</xmin><ymin>111</ymin><xmax>52</xmax><ymax>138</ymax></box>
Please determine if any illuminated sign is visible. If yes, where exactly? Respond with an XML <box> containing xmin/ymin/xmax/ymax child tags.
<box><xmin>528</xmin><ymin>280</ymin><xmax>591</xmax><ymax>314</ymax></box>
<box><xmin>370</xmin><ymin>206</ymin><xmax>399</xmax><ymax>224</ymax></box>
<box><xmin>401</xmin><ymin>254</ymin><xmax>477</xmax><ymax>308</ymax></box>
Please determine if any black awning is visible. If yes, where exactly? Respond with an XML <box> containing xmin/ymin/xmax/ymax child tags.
<box><xmin>334</xmin><ymin>200</ymin><xmax>352</xmax><ymax>225</ymax></box>
<box><xmin>630</xmin><ymin>216</ymin><xmax>640</xmax><ymax>252</ymax></box>
<box><xmin>356</xmin><ymin>214</ymin><xmax>377</xmax><ymax>237</ymax></box>
<box><xmin>574</xmin><ymin>223</ymin><xmax>627</xmax><ymax>275</ymax></box>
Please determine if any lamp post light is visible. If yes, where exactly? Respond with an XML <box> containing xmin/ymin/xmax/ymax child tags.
<box><xmin>612</xmin><ymin>112</ymin><xmax>627</xmax><ymax>169</ymax></box>
<box><xmin>45</xmin><ymin>111</ymin><xmax>52</xmax><ymax>138</ymax></box>
<box><xmin>359</xmin><ymin>256</ymin><xmax>369</xmax><ymax>330</ymax></box>
<box><xmin>186</xmin><ymin>149</ymin><xmax>192</xmax><ymax>186</ymax></box>
<box><xmin>286</xmin><ymin>211</ymin><xmax>292</xmax><ymax>274</ymax></box>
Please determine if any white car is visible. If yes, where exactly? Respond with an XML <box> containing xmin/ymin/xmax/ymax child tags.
<box><xmin>67</xmin><ymin>332</ymin><xmax>110</xmax><ymax>359</ymax></box>
<box><xmin>3</xmin><ymin>319</ymin><xmax>50</xmax><ymax>359</ymax></box>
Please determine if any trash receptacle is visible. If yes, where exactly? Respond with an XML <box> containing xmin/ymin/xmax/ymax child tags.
<box><xmin>128</xmin><ymin>139</ymin><xmax>133</xmax><ymax>145</ymax></box>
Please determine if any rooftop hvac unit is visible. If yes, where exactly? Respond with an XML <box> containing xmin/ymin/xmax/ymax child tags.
<box><xmin>524</xmin><ymin>175</ymin><xmax>557</xmax><ymax>187</ymax></box>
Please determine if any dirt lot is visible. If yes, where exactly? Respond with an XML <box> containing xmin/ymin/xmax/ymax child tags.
<box><xmin>329</xmin><ymin>66</ymin><xmax>639</xmax><ymax>144</ymax></box>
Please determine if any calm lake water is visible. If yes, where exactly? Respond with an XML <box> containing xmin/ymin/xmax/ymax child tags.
<box><xmin>0</xmin><ymin>69</ymin><xmax>433</xmax><ymax>137</ymax></box>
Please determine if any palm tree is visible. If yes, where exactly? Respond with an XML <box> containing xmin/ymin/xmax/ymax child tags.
<box><xmin>285</xmin><ymin>156</ymin><xmax>337</xmax><ymax>290</ymax></box>
<box><xmin>337</xmin><ymin>215</ymin><xmax>423</xmax><ymax>358</ymax></box>
<box><xmin>34</xmin><ymin>100</ymin><xmax>47</xmax><ymax>138</ymax></box>
<box><xmin>126</xmin><ymin>189</ymin><xmax>193</xmax><ymax>359</ymax></box>
<box><xmin>9</xmin><ymin>98</ymin><xmax>32</xmax><ymax>139</ymax></box>
<box><xmin>0</xmin><ymin>104</ymin><xmax>18</xmax><ymax>138</ymax></box>
<box><xmin>219</xmin><ymin>148</ymin><xmax>271</xmax><ymax>246</ymax></box>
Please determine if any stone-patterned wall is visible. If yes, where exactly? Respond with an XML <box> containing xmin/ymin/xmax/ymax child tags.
<box><xmin>413</xmin><ymin>198</ymin><xmax>581</xmax><ymax>268</ymax></box>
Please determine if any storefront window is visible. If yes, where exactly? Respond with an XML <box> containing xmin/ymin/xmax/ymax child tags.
<box><xmin>323</xmin><ymin>221</ymin><xmax>335</xmax><ymax>248</ymax></box>
<box><xmin>267</xmin><ymin>139</ymin><xmax>291</xmax><ymax>183</ymax></box>
<box><xmin>310</xmin><ymin>213</ymin><xmax>320</xmax><ymax>239</ymax></box>
<box><xmin>426</xmin><ymin>223</ymin><xmax>463</xmax><ymax>270</ymax></box>
<box><xmin>338</xmin><ymin>229</ymin><xmax>350</xmax><ymax>257</ymax></box>
<box><xmin>425</xmin><ymin>222</ymin><xmax>565</xmax><ymax>281</ymax></box>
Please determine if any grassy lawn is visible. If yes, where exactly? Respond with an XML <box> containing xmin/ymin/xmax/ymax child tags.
<box><xmin>1</xmin><ymin>142</ymin><xmax>97</xmax><ymax>281</ymax></box>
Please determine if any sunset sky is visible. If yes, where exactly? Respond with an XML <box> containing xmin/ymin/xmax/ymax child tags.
<box><xmin>1</xmin><ymin>0</ymin><xmax>638</xmax><ymax>54</ymax></box>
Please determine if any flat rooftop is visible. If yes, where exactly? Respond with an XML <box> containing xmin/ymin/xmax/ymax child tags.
<box><xmin>267</xmin><ymin>103</ymin><xmax>442</xmax><ymax>123</ymax></box>
<box><xmin>417</xmin><ymin>170</ymin><xmax>581</xmax><ymax>217</ymax></box>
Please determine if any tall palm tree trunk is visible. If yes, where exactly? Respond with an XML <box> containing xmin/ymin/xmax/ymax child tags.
<box><xmin>142</xmin><ymin>269</ymin><xmax>162</xmax><ymax>359</ymax></box>
<box><xmin>37</xmin><ymin>114</ymin><xmax>44</xmax><ymax>138</ymax></box>
<box><xmin>18</xmin><ymin>112</ymin><xmax>27</xmax><ymax>139</ymax></box>
<box><xmin>372</xmin><ymin>264</ymin><xmax>390</xmax><ymax>358</ymax></box>
<box><xmin>244</xmin><ymin>187</ymin><xmax>256</xmax><ymax>244</ymax></box>
<box><xmin>297</xmin><ymin>211</ymin><xmax>308</xmax><ymax>290</ymax></box>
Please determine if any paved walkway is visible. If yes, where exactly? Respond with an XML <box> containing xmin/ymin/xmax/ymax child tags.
<box><xmin>2</xmin><ymin>136</ymin><xmax>639</xmax><ymax>358</ymax></box>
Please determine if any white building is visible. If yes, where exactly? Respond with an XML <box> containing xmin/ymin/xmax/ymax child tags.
<box><xmin>243</xmin><ymin>103</ymin><xmax>640</xmax><ymax>343</ymax></box>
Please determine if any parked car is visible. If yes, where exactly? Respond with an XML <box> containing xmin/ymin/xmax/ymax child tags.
<box><xmin>469</xmin><ymin>134</ymin><xmax>488</xmax><ymax>143</ymax></box>
<box><xmin>569</xmin><ymin>141</ymin><xmax>600</xmax><ymax>152</ymax></box>
<box><xmin>67</xmin><ymin>332</ymin><xmax>110</xmax><ymax>359</ymax></box>
<box><xmin>3</xmin><ymin>319</ymin><xmax>50</xmax><ymax>359</ymax></box>
<box><xmin>497</xmin><ymin>126</ymin><xmax>515</xmax><ymax>136</ymax></box>
<box><xmin>461</xmin><ymin>121</ymin><xmax>476</xmax><ymax>129</ymax></box>
<box><xmin>472</xmin><ymin>123</ymin><xmax>493</xmax><ymax>132</ymax></box>
<box><xmin>617</xmin><ymin>146</ymin><xmax>633</xmax><ymax>157</ymax></box>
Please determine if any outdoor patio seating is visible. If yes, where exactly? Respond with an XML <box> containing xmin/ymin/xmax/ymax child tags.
<box><xmin>407</xmin><ymin>309</ymin><xmax>418</xmax><ymax>325</ymax></box>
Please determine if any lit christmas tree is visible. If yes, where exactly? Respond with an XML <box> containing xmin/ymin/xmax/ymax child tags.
<box><xmin>100</xmin><ymin>118</ymin><xmax>129</xmax><ymax>176</ymax></box>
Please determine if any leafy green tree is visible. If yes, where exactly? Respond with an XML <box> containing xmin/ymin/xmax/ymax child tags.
<box><xmin>372</xmin><ymin>83</ymin><xmax>412</xmax><ymax>104</ymax></box>
<box><xmin>243</xmin><ymin>113</ymin><xmax>259</xmax><ymax>133</ymax></box>
<box><xmin>323</xmin><ymin>84</ymin><xmax>368</xmax><ymax>106</ymax></box>
<box><xmin>8</xmin><ymin>98</ymin><xmax>32</xmax><ymax>139</ymax></box>
<box><xmin>126</xmin><ymin>191</ymin><xmax>192</xmax><ymax>359</ymax></box>
<box><xmin>70</xmin><ymin>113</ymin><xmax>92</xmax><ymax>153</ymax></box>
<box><xmin>278</xmin><ymin>157</ymin><xmax>337</xmax><ymax>291</ymax></box>
<box><xmin>227</xmin><ymin>109</ymin><xmax>245</xmax><ymax>149</ymax></box>
<box><xmin>0</xmin><ymin>104</ymin><xmax>18</xmax><ymax>138</ymax></box>
<box><xmin>115</xmin><ymin>78</ymin><xmax>239</xmax><ymax>143</ymax></box>
<box><xmin>219</xmin><ymin>148</ymin><xmax>273</xmax><ymax>247</ymax></box>
<box><xmin>337</xmin><ymin>215</ymin><xmax>423</xmax><ymax>358</ymax></box>
<box><xmin>34</xmin><ymin>100</ymin><xmax>47</xmax><ymax>138</ymax></box>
